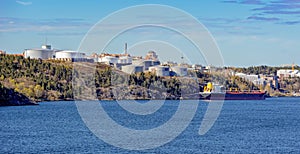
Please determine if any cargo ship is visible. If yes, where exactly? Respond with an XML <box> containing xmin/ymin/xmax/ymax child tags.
<box><xmin>200</xmin><ymin>91</ymin><xmax>266</xmax><ymax>100</ymax></box>
<box><xmin>200</xmin><ymin>82</ymin><xmax>266</xmax><ymax>100</ymax></box>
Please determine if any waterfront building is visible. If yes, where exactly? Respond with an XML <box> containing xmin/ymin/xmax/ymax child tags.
<box><xmin>235</xmin><ymin>73</ymin><xmax>265</xmax><ymax>85</ymax></box>
<box><xmin>98</xmin><ymin>43</ymin><xmax>133</xmax><ymax>65</ymax></box>
<box><xmin>121</xmin><ymin>65</ymin><xmax>144</xmax><ymax>74</ymax></box>
<box><xmin>54</xmin><ymin>50</ymin><xmax>89</xmax><ymax>62</ymax></box>
<box><xmin>99</xmin><ymin>55</ymin><xmax>118</xmax><ymax>64</ymax></box>
<box><xmin>24</xmin><ymin>44</ymin><xmax>56</xmax><ymax>59</ymax></box>
<box><xmin>55</xmin><ymin>50</ymin><xmax>86</xmax><ymax>59</ymax></box>
<box><xmin>171</xmin><ymin>66</ymin><xmax>188</xmax><ymax>76</ymax></box>
<box><xmin>98</xmin><ymin>53</ymin><xmax>132</xmax><ymax>66</ymax></box>
<box><xmin>132</xmin><ymin>59</ymin><xmax>160</xmax><ymax>71</ymax></box>
<box><xmin>149</xmin><ymin>66</ymin><xmax>170</xmax><ymax>76</ymax></box>
<box><xmin>277</xmin><ymin>69</ymin><xmax>300</xmax><ymax>78</ymax></box>
<box><xmin>118</xmin><ymin>55</ymin><xmax>132</xmax><ymax>64</ymax></box>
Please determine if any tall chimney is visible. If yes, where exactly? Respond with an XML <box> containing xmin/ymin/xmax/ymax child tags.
<box><xmin>124</xmin><ymin>43</ymin><xmax>127</xmax><ymax>55</ymax></box>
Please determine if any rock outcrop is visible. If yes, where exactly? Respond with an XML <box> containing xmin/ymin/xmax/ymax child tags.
<box><xmin>0</xmin><ymin>85</ymin><xmax>37</xmax><ymax>106</ymax></box>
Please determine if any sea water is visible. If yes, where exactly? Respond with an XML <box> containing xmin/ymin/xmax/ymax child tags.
<box><xmin>0</xmin><ymin>97</ymin><xmax>300</xmax><ymax>153</ymax></box>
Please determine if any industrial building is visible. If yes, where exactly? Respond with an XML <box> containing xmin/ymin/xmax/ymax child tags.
<box><xmin>171</xmin><ymin>66</ymin><xmax>188</xmax><ymax>76</ymax></box>
<box><xmin>121</xmin><ymin>65</ymin><xmax>144</xmax><ymax>74</ymax></box>
<box><xmin>55</xmin><ymin>50</ymin><xmax>86</xmax><ymax>59</ymax></box>
<box><xmin>277</xmin><ymin>69</ymin><xmax>300</xmax><ymax>78</ymax></box>
<box><xmin>99</xmin><ymin>55</ymin><xmax>118</xmax><ymax>64</ymax></box>
<box><xmin>98</xmin><ymin>54</ymin><xmax>133</xmax><ymax>69</ymax></box>
<box><xmin>118</xmin><ymin>56</ymin><xmax>132</xmax><ymax>64</ymax></box>
<box><xmin>132</xmin><ymin>59</ymin><xmax>160</xmax><ymax>71</ymax></box>
<box><xmin>149</xmin><ymin>66</ymin><xmax>170</xmax><ymax>76</ymax></box>
<box><xmin>129</xmin><ymin>50</ymin><xmax>161</xmax><ymax>71</ymax></box>
<box><xmin>235</xmin><ymin>73</ymin><xmax>265</xmax><ymax>85</ymax></box>
<box><xmin>23</xmin><ymin>43</ymin><xmax>90</xmax><ymax>62</ymax></box>
<box><xmin>54</xmin><ymin>50</ymin><xmax>88</xmax><ymax>62</ymax></box>
<box><xmin>23</xmin><ymin>45</ymin><xmax>56</xmax><ymax>59</ymax></box>
<box><xmin>98</xmin><ymin>43</ymin><xmax>132</xmax><ymax>65</ymax></box>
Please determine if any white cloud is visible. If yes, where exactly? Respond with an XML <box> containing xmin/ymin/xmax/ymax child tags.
<box><xmin>16</xmin><ymin>1</ymin><xmax>32</xmax><ymax>6</ymax></box>
<box><xmin>0</xmin><ymin>17</ymin><xmax>91</xmax><ymax>32</ymax></box>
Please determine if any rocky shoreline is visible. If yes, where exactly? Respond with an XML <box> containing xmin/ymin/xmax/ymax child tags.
<box><xmin>0</xmin><ymin>86</ymin><xmax>37</xmax><ymax>106</ymax></box>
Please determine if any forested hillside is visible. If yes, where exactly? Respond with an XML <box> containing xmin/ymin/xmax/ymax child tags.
<box><xmin>0</xmin><ymin>55</ymin><xmax>74</xmax><ymax>101</ymax></box>
<box><xmin>0</xmin><ymin>54</ymin><xmax>261</xmax><ymax>105</ymax></box>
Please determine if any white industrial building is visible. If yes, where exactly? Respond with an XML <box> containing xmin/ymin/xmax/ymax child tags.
<box><xmin>132</xmin><ymin>59</ymin><xmax>160</xmax><ymax>71</ymax></box>
<box><xmin>23</xmin><ymin>44</ymin><xmax>88</xmax><ymax>62</ymax></box>
<box><xmin>149</xmin><ymin>66</ymin><xmax>170</xmax><ymax>76</ymax></box>
<box><xmin>277</xmin><ymin>69</ymin><xmax>300</xmax><ymax>78</ymax></box>
<box><xmin>99</xmin><ymin>56</ymin><xmax>118</xmax><ymax>64</ymax></box>
<box><xmin>171</xmin><ymin>66</ymin><xmax>188</xmax><ymax>76</ymax></box>
<box><xmin>121</xmin><ymin>65</ymin><xmax>144</xmax><ymax>74</ymax></box>
<box><xmin>54</xmin><ymin>50</ymin><xmax>89</xmax><ymax>62</ymax></box>
<box><xmin>235</xmin><ymin>73</ymin><xmax>265</xmax><ymax>85</ymax></box>
<box><xmin>118</xmin><ymin>56</ymin><xmax>132</xmax><ymax>64</ymax></box>
<box><xmin>98</xmin><ymin>43</ymin><xmax>133</xmax><ymax>65</ymax></box>
<box><xmin>235</xmin><ymin>73</ymin><xmax>247</xmax><ymax>78</ymax></box>
<box><xmin>235</xmin><ymin>73</ymin><xmax>259</xmax><ymax>81</ymax></box>
<box><xmin>55</xmin><ymin>50</ymin><xmax>86</xmax><ymax>59</ymax></box>
<box><xmin>98</xmin><ymin>54</ymin><xmax>132</xmax><ymax>65</ymax></box>
<box><xmin>24</xmin><ymin>45</ymin><xmax>56</xmax><ymax>59</ymax></box>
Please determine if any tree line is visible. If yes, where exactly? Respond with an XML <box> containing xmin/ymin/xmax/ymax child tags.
<box><xmin>0</xmin><ymin>54</ymin><xmax>264</xmax><ymax>102</ymax></box>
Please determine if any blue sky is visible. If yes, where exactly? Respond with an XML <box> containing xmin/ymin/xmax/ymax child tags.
<box><xmin>1</xmin><ymin>0</ymin><xmax>300</xmax><ymax>67</ymax></box>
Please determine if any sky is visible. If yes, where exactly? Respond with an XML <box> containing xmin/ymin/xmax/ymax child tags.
<box><xmin>1</xmin><ymin>0</ymin><xmax>300</xmax><ymax>67</ymax></box>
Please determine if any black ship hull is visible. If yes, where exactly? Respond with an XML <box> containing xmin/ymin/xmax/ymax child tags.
<box><xmin>200</xmin><ymin>91</ymin><xmax>266</xmax><ymax>100</ymax></box>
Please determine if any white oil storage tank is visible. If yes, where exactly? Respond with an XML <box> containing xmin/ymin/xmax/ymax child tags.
<box><xmin>24</xmin><ymin>49</ymin><xmax>55</xmax><ymax>59</ymax></box>
<box><xmin>55</xmin><ymin>50</ymin><xmax>86</xmax><ymax>59</ymax></box>
<box><xmin>99</xmin><ymin>56</ymin><xmax>118</xmax><ymax>64</ymax></box>
<box><xmin>24</xmin><ymin>44</ymin><xmax>55</xmax><ymax>59</ymax></box>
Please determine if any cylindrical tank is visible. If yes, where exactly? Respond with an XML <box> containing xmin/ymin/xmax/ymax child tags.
<box><xmin>24</xmin><ymin>49</ymin><xmax>54</xmax><ymax>59</ymax></box>
<box><xmin>99</xmin><ymin>56</ymin><xmax>118</xmax><ymax>64</ymax></box>
<box><xmin>55</xmin><ymin>50</ymin><xmax>85</xmax><ymax>59</ymax></box>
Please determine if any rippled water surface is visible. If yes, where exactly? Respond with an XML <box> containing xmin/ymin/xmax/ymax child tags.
<box><xmin>1</xmin><ymin>97</ymin><xmax>300</xmax><ymax>153</ymax></box>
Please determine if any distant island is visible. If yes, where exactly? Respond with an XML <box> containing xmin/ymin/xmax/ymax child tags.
<box><xmin>0</xmin><ymin>49</ymin><xmax>299</xmax><ymax>105</ymax></box>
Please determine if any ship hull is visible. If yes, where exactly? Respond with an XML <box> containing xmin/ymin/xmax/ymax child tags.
<box><xmin>200</xmin><ymin>92</ymin><xmax>266</xmax><ymax>100</ymax></box>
